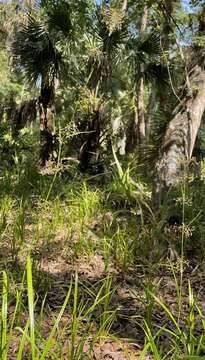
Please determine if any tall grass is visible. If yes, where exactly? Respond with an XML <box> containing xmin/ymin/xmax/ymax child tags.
<box><xmin>27</xmin><ymin>256</ymin><xmax>36</xmax><ymax>360</ymax></box>
<box><xmin>1</xmin><ymin>135</ymin><xmax>205</xmax><ymax>359</ymax></box>
<box><xmin>1</xmin><ymin>271</ymin><xmax>7</xmax><ymax>360</ymax></box>
<box><xmin>0</xmin><ymin>256</ymin><xmax>119</xmax><ymax>359</ymax></box>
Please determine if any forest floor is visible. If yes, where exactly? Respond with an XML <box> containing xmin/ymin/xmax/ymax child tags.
<box><xmin>1</xmin><ymin>157</ymin><xmax>205</xmax><ymax>359</ymax></box>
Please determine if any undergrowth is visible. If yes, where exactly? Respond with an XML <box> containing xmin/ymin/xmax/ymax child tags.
<box><xmin>0</xmin><ymin>129</ymin><xmax>205</xmax><ymax>358</ymax></box>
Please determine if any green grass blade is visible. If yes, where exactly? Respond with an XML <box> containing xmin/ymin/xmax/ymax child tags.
<box><xmin>71</xmin><ymin>271</ymin><xmax>78</xmax><ymax>358</ymax></box>
<box><xmin>9</xmin><ymin>271</ymin><xmax>26</xmax><ymax>340</ymax></box>
<box><xmin>188</xmin><ymin>279</ymin><xmax>195</xmax><ymax>355</ymax></box>
<box><xmin>16</xmin><ymin>321</ymin><xmax>30</xmax><ymax>360</ymax></box>
<box><xmin>27</xmin><ymin>256</ymin><xmax>36</xmax><ymax>360</ymax></box>
<box><xmin>1</xmin><ymin>271</ymin><xmax>7</xmax><ymax>360</ymax></box>
<box><xmin>150</xmin><ymin>291</ymin><xmax>181</xmax><ymax>335</ymax></box>
<box><xmin>40</xmin><ymin>279</ymin><xmax>72</xmax><ymax>360</ymax></box>
<box><xmin>143</xmin><ymin>321</ymin><xmax>162</xmax><ymax>360</ymax></box>
<box><xmin>138</xmin><ymin>342</ymin><xmax>151</xmax><ymax>360</ymax></box>
<box><xmin>112</xmin><ymin>145</ymin><xmax>123</xmax><ymax>179</ymax></box>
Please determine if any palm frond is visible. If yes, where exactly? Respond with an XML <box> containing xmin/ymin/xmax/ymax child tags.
<box><xmin>86</xmin><ymin>5</ymin><xmax>127</xmax><ymax>90</ymax></box>
<box><xmin>46</xmin><ymin>1</ymin><xmax>72</xmax><ymax>38</ymax></box>
<box><xmin>12</xmin><ymin>15</ymin><xmax>62</xmax><ymax>84</ymax></box>
<box><xmin>137</xmin><ymin>32</ymin><xmax>161</xmax><ymax>59</ymax></box>
<box><xmin>140</xmin><ymin>93</ymin><xmax>178</xmax><ymax>168</ymax></box>
<box><xmin>139</xmin><ymin>109</ymin><xmax>169</xmax><ymax>168</ymax></box>
<box><xmin>127</xmin><ymin>31</ymin><xmax>161</xmax><ymax>75</ymax></box>
<box><xmin>95</xmin><ymin>5</ymin><xmax>128</xmax><ymax>55</ymax></box>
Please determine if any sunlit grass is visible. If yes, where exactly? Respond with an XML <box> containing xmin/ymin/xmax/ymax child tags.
<box><xmin>0</xmin><ymin>151</ymin><xmax>205</xmax><ymax>358</ymax></box>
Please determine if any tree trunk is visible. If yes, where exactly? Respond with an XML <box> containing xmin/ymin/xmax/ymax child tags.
<box><xmin>39</xmin><ymin>84</ymin><xmax>55</xmax><ymax>166</ymax></box>
<box><xmin>158</xmin><ymin>0</ymin><xmax>176</xmax><ymax>116</ymax></box>
<box><xmin>125</xmin><ymin>103</ymin><xmax>138</xmax><ymax>153</ymax></box>
<box><xmin>161</xmin><ymin>0</ymin><xmax>175</xmax><ymax>50</ymax></box>
<box><xmin>122</xmin><ymin>0</ymin><xmax>128</xmax><ymax>12</ymax></box>
<box><xmin>79</xmin><ymin>108</ymin><xmax>102</xmax><ymax>173</ymax></box>
<box><xmin>146</xmin><ymin>87</ymin><xmax>156</xmax><ymax>139</ymax></box>
<box><xmin>137</xmin><ymin>73</ymin><xmax>146</xmax><ymax>141</ymax></box>
<box><xmin>112</xmin><ymin>115</ymin><xmax>126</xmax><ymax>155</ymax></box>
<box><xmin>13</xmin><ymin>99</ymin><xmax>37</xmax><ymax>135</ymax></box>
<box><xmin>153</xmin><ymin>59</ymin><xmax>205</xmax><ymax>204</ymax></box>
<box><xmin>136</xmin><ymin>5</ymin><xmax>148</xmax><ymax>143</ymax></box>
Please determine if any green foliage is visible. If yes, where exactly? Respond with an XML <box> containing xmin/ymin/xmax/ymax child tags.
<box><xmin>1</xmin><ymin>271</ymin><xmax>7</xmax><ymax>360</ymax></box>
<box><xmin>109</xmin><ymin>146</ymin><xmax>151</xmax><ymax>212</ymax></box>
<box><xmin>1</xmin><ymin>1</ymin><xmax>205</xmax><ymax>359</ymax></box>
<box><xmin>46</xmin><ymin>1</ymin><xmax>72</xmax><ymax>37</ymax></box>
<box><xmin>13</xmin><ymin>14</ymin><xmax>64</xmax><ymax>85</ymax></box>
<box><xmin>0</xmin><ymin>49</ymin><xmax>26</xmax><ymax>123</ymax></box>
<box><xmin>0</xmin><ymin>124</ymin><xmax>37</xmax><ymax>167</ymax></box>
<box><xmin>127</xmin><ymin>31</ymin><xmax>161</xmax><ymax>77</ymax></box>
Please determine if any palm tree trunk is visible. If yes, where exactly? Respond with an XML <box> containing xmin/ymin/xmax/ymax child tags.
<box><xmin>161</xmin><ymin>0</ymin><xmax>175</xmax><ymax>50</ymax></box>
<box><xmin>137</xmin><ymin>73</ymin><xmax>146</xmax><ymax>141</ymax></box>
<box><xmin>79</xmin><ymin>108</ymin><xmax>102</xmax><ymax>172</ymax></box>
<box><xmin>158</xmin><ymin>0</ymin><xmax>176</xmax><ymax>116</ymax></box>
<box><xmin>39</xmin><ymin>84</ymin><xmax>55</xmax><ymax>166</ymax></box>
<box><xmin>122</xmin><ymin>0</ymin><xmax>128</xmax><ymax>12</ymax></box>
<box><xmin>153</xmin><ymin>59</ymin><xmax>205</xmax><ymax>204</ymax></box>
<box><xmin>137</xmin><ymin>5</ymin><xmax>148</xmax><ymax>143</ymax></box>
<box><xmin>13</xmin><ymin>99</ymin><xmax>37</xmax><ymax>136</ymax></box>
<box><xmin>125</xmin><ymin>101</ymin><xmax>138</xmax><ymax>152</ymax></box>
<box><xmin>146</xmin><ymin>87</ymin><xmax>156</xmax><ymax>139</ymax></box>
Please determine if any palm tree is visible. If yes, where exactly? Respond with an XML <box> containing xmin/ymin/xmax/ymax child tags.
<box><xmin>126</xmin><ymin>31</ymin><xmax>162</xmax><ymax>149</ymax></box>
<box><xmin>12</xmin><ymin>1</ymin><xmax>72</xmax><ymax>165</ymax></box>
<box><xmin>79</xmin><ymin>3</ymin><xmax>127</xmax><ymax>172</ymax></box>
<box><xmin>136</xmin><ymin>5</ymin><xmax>148</xmax><ymax>143</ymax></box>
